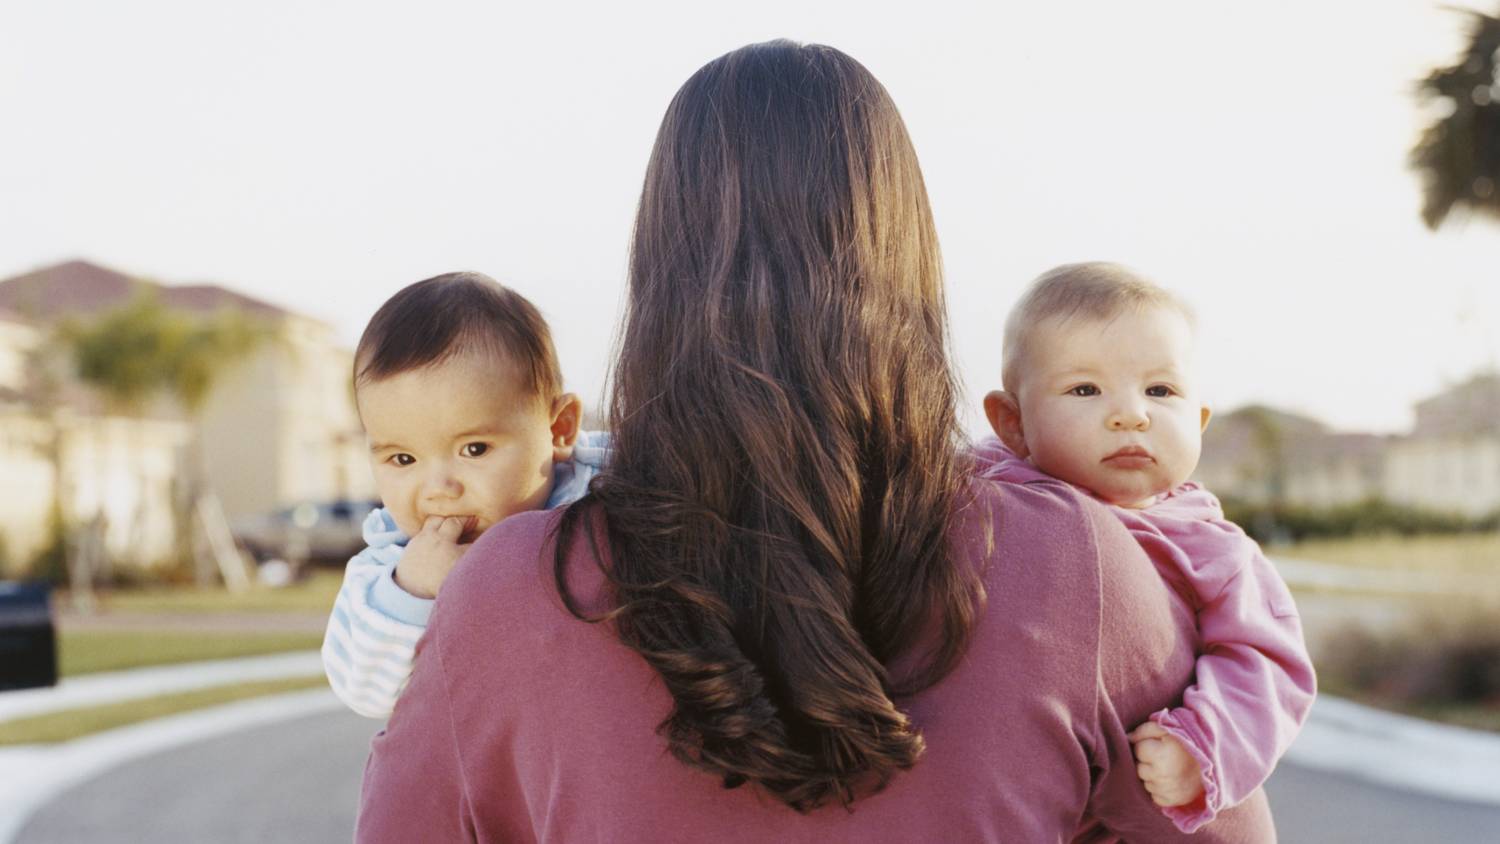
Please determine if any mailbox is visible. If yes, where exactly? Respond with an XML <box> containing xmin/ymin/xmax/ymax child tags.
<box><xmin>0</xmin><ymin>581</ymin><xmax>57</xmax><ymax>691</ymax></box>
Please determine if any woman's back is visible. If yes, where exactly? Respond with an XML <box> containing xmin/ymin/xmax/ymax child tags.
<box><xmin>358</xmin><ymin>477</ymin><xmax>1274</xmax><ymax>842</ymax></box>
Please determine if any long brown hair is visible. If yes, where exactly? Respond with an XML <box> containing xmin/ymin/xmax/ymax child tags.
<box><xmin>555</xmin><ymin>40</ymin><xmax>979</xmax><ymax>811</ymax></box>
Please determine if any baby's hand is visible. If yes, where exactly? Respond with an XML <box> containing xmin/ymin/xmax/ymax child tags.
<box><xmin>1127</xmin><ymin>721</ymin><xmax>1204</xmax><ymax>808</ymax></box>
<box><xmin>394</xmin><ymin>516</ymin><xmax>474</xmax><ymax>599</ymax></box>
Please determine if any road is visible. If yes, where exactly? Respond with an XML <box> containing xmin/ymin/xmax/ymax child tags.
<box><xmin>15</xmin><ymin>709</ymin><xmax>1500</xmax><ymax>843</ymax></box>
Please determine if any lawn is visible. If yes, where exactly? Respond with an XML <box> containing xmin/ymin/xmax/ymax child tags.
<box><xmin>0</xmin><ymin>569</ymin><xmax>344</xmax><ymax>744</ymax></box>
<box><xmin>74</xmin><ymin>570</ymin><xmax>345</xmax><ymax>615</ymax></box>
<box><xmin>59</xmin><ymin>629</ymin><xmax>323</xmax><ymax>676</ymax></box>
<box><xmin>1277</xmin><ymin>531</ymin><xmax>1500</xmax><ymax>577</ymax></box>
<box><xmin>53</xmin><ymin>573</ymin><xmax>335</xmax><ymax>675</ymax></box>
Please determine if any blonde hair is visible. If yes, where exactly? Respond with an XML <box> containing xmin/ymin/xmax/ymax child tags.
<box><xmin>1001</xmin><ymin>262</ymin><xmax>1192</xmax><ymax>391</ymax></box>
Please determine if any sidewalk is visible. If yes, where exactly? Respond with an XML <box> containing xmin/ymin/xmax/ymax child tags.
<box><xmin>2</xmin><ymin>651</ymin><xmax>1499</xmax><ymax>842</ymax></box>
<box><xmin>0</xmin><ymin>651</ymin><xmax>331</xmax><ymax>844</ymax></box>
<box><xmin>0</xmin><ymin>687</ymin><xmax>341</xmax><ymax>844</ymax></box>
<box><xmin>0</xmin><ymin>651</ymin><xmax>323</xmax><ymax>723</ymax></box>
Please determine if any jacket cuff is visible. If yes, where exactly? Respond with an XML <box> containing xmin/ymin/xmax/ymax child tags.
<box><xmin>367</xmin><ymin>566</ymin><xmax>435</xmax><ymax>627</ymax></box>
<box><xmin>1149</xmin><ymin>707</ymin><xmax>1223</xmax><ymax>833</ymax></box>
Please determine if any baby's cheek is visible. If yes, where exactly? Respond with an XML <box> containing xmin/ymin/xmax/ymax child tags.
<box><xmin>1032</xmin><ymin>448</ymin><xmax>1098</xmax><ymax>491</ymax></box>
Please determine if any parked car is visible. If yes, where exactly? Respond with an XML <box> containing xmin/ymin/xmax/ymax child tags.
<box><xmin>231</xmin><ymin>499</ymin><xmax>381</xmax><ymax>567</ymax></box>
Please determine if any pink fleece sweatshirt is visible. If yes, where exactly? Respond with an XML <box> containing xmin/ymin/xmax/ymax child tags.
<box><xmin>973</xmin><ymin>436</ymin><xmax>1316</xmax><ymax>832</ymax></box>
<box><xmin>358</xmin><ymin>475</ymin><xmax>1277</xmax><ymax>842</ymax></box>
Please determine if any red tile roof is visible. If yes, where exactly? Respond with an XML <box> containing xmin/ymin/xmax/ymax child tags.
<box><xmin>0</xmin><ymin>260</ymin><xmax>292</xmax><ymax>322</ymax></box>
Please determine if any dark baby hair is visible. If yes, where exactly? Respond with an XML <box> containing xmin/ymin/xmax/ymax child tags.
<box><xmin>354</xmin><ymin>271</ymin><xmax>562</xmax><ymax>399</ymax></box>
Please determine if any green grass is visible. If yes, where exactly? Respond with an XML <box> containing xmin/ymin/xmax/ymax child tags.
<box><xmin>60</xmin><ymin>630</ymin><xmax>323</xmax><ymax>676</ymax></box>
<box><xmin>74</xmin><ymin>570</ymin><xmax>345</xmax><ymax>614</ymax></box>
<box><xmin>1280</xmin><ymin>532</ymin><xmax>1500</xmax><ymax>576</ymax></box>
<box><xmin>0</xmin><ymin>676</ymin><xmax>330</xmax><ymax>746</ymax></box>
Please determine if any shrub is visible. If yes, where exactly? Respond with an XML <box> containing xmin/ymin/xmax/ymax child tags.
<box><xmin>1319</xmin><ymin>612</ymin><xmax>1500</xmax><ymax>708</ymax></box>
<box><xmin>1220</xmin><ymin>496</ymin><xmax>1500</xmax><ymax>544</ymax></box>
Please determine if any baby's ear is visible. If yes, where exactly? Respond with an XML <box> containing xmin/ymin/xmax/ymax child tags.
<box><xmin>549</xmin><ymin>393</ymin><xmax>583</xmax><ymax>462</ymax></box>
<box><xmin>983</xmin><ymin>390</ymin><xmax>1029</xmax><ymax>458</ymax></box>
<box><xmin>1199</xmin><ymin>404</ymin><xmax>1212</xmax><ymax>434</ymax></box>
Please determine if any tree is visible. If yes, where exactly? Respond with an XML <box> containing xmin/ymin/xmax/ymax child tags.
<box><xmin>56</xmin><ymin>292</ymin><xmax>272</xmax><ymax>583</ymax></box>
<box><xmin>18</xmin><ymin>335</ymin><xmax>69</xmax><ymax>584</ymax></box>
<box><xmin>1412</xmin><ymin>6</ymin><xmax>1500</xmax><ymax>229</ymax></box>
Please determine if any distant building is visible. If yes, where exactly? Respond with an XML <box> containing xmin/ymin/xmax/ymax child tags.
<box><xmin>0</xmin><ymin>305</ymin><xmax>190</xmax><ymax>572</ymax></box>
<box><xmin>0</xmin><ymin>260</ymin><xmax>372</xmax><ymax>573</ymax></box>
<box><xmin>1383</xmin><ymin>373</ymin><xmax>1500</xmax><ymax>517</ymax></box>
<box><xmin>1196</xmin><ymin>375</ymin><xmax>1500</xmax><ymax>517</ymax></box>
<box><xmin>1195</xmin><ymin>406</ymin><xmax>1384</xmax><ymax>506</ymax></box>
<box><xmin>1410</xmin><ymin>373</ymin><xmax>1500</xmax><ymax>439</ymax></box>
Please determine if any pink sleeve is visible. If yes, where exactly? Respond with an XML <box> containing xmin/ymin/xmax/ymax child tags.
<box><xmin>1080</xmin><ymin>500</ymin><xmax>1278</xmax><ymax>842</ymax></box>
<box><xmin>1144</xmin><ymin>523</ymin><xmax>1317</xmax><ymax>832</ymax></box>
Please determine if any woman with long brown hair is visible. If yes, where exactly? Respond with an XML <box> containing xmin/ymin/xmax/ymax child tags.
<box><xmin>358</xmin><ymin>41</ymin><xmax>1275</xmax><ymax>841</ymax></box>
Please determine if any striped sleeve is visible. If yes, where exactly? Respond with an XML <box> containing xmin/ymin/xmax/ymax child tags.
<box><xmin>321</xmin><ymin>542</ymin><xmax>428</xmax><ymax>719</ymax></box>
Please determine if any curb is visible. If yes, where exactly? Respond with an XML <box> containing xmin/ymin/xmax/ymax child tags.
<box><xmin>0</xmin><ymin>651</ymin><xmax>324</xmax><ymax>724</ymax></box>
<box><xmin>0</xmin><ymin>688</ymin><xmax>346</xmax><ymax>844</ymax></box>
<box><xmin>1285</xmin><ymin>695</ymin><xmax>1500</xmax><ymax>806</ymax></box>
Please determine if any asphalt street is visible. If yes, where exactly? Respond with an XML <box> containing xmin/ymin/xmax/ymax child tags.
<box><xmin>16</xmin><ymin>708</ymin><xmax>1500</xmax><ymax>843</ymax></box>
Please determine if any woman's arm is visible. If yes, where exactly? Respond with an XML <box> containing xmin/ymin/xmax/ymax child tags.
<box><xmin>355</xmin><ymin>604</ymin><xmax>474</xmax><ymax>842</ymax></box>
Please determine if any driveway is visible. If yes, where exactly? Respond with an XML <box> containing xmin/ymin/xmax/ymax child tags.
<box><xmin>15</xmin><ymin>709</ymin><xmax>1500</xmax><ymax>843</ymax></box>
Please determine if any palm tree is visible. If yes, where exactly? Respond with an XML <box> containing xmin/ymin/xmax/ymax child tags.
<box><xmin>1412</xmin><ymin>7</ymin><xmax>1500</xmax><ymax>229</ymax></box>
<box><xmin>18</xmin><ymin>336</ymin><xmax>69</xmax><ymax>584</ymax></box>
<box><xmin>57</xmin><ymin>292</ymin><xmax>271</xmax><ymax>585</ymax></box>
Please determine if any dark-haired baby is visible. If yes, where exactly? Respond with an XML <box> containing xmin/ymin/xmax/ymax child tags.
<box><xmin>321</xmin><ymin>272</ymin><xmax>608</xmax><ymax>719</ymax></box>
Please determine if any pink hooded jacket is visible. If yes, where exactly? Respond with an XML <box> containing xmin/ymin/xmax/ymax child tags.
<box><xmin>973</xmin><ymin>436</ymin><xmax>1316</xmax><ymax>832</ymax></box>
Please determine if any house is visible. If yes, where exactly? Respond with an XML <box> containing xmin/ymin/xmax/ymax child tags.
<box><xmin>1194</xmin><ymin>405</ymin><xmax>1385</xmax><ymax>506</ymax></box>
<box><xmin>1383</xmin><ymin>374</ymin><xmax>1500</xmax><ymax>517</ymax></box>
<box><xmin>0</xmin><ymin>305</ymin><xmax>190</xmax><ymax>573</ymax></box>
<box><xmin>0</xmin><ymin>260</ymin><xmax>372</xmax><ymax>573</ymax></box>
<box><xmin>1196</xmin><ymin>376</ymin><xmax>1500</xmax><ymax>517</ymax></box>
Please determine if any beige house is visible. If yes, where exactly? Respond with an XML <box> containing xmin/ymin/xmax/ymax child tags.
<box><xmin>1382</xmin><ymin>374</ymin><xmax>1500</xmax><ymax>517</ymax></box>
<box><xmin>0</xmin><ymin>261</ymin><xmax>372</xmax><ymax>573</ymax></box>
<box><xmin>1196</xmin><ymin>375</ymin><xmax>1500</xmax><ymax>517</ymax></box>
<box><xmin>1194</xmin><ymin>406</ymin><xmax>1385</xmax><ymax>507</ymax></box>
<box><xmin>0</xmin><ymin>308</ymin><xmax>190</xmax><ymax>573</ymax></box>
<box><xmin>191</xmin><ymin>303</ymin><xmax>373</xmax><ymax>521</ymax></box>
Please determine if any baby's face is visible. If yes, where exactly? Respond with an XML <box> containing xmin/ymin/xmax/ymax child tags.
<box><xmin>357</xmin><ymin>353</ymin><xmax>561</xmax><ymax>542</ymax></box>
<box><xmin>1009</xmin><ymin>306</ymin><xmax>1210</xmax><ymax>508</ymax></box>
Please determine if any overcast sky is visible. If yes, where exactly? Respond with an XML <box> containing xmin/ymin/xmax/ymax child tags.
<box><xmin>2</xmin><ymin>0</ymin><xmax>1495</xmax><ymax>435</ymax></box>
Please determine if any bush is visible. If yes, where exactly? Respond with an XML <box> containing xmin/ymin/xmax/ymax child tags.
<box><xmin>1319</xmin><ymin>612</ymin><xmax>1500</xmax><ymax>708</ymax></box>
<box><xmin>24</xmin><ymin>506</ymin><xmax>69</xmax><ymax>586</ymax></box>
<box><xmin>1220</xmin><ymin>496</ymin><xmax>1500</xmax><ymax>544</ymax></box>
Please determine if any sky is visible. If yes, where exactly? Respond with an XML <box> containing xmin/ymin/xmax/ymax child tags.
<box><xmin>2</xmin><ymin>0</ymin><xmax>1496</xmax><ymax>436</ymax></box>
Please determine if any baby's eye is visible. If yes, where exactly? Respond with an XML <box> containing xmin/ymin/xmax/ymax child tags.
<box><xmin>461</xmin><ymin>443</ymin><xmax>489</xmax><ymax>458</ymax></box>
<box><xmin>1068</xmin><ymin>384</ymin><xmax>1100</xmax><ymax>397</ymax></box>
<box><xmin>1146</xmin><ymin>385</ymin><xmax>1176</xmax><ymax>398</ymax></box>
<box><xmin>389</xmin><ymin>453</ymin><xmax>415</xmax><ymax>467</ymax></box>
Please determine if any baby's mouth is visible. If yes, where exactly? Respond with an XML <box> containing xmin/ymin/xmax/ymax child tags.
<box><xmin>459</xmin><ymin>517</ymin><xmax>487</xmax><ymax>544</ymax></box>
<box><xmin>426</xmin><ymin>514</ymin><xmax>482</xmax><ymax>543</ymax></box>
<box><xmin>1102</xmin><ymin>446</ymin><xmax>1155</xmax><ymax>468</ymax></box>
<box><xmin>449</xmin><ymin>516</ymin><xmax>480</xmax><ymax>544</ymax></box>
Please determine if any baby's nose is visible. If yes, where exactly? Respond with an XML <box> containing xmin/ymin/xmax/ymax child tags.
<box><xmin>1108</xmin><ymin>407</ymin><xmax>1150</xmax><ymax>430</ymax></box>
<box><xmin>421</xmin><ymin>468</ymin><xmax>464</xmax><ymax>497</ymax></box>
